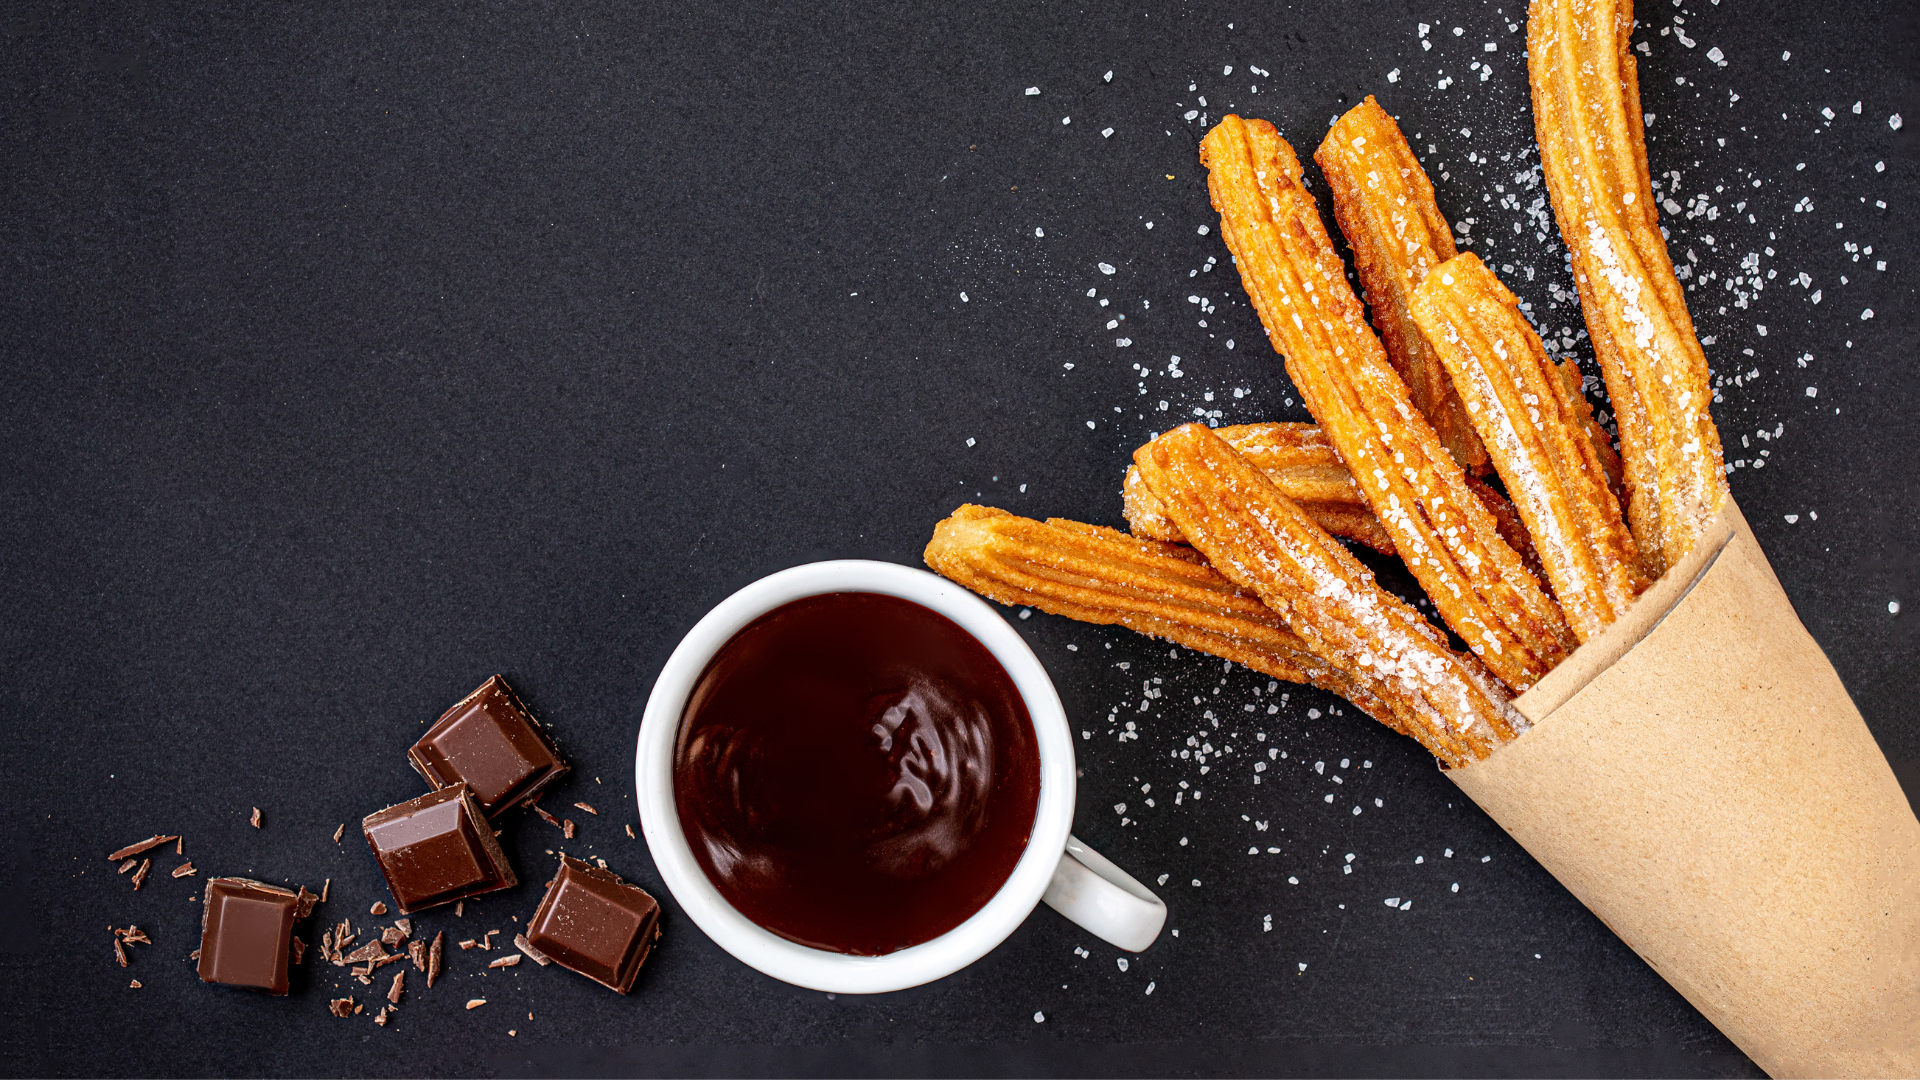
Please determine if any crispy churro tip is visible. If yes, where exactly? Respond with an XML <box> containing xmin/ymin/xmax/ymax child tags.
<box><xmin>1316</xmin><ymin>97</ymin><xmax>1489</xmax><ymax>476</ymax></box>
<box><xmin>924</xmin><ymin>504</ymin><xmax>1397</xmax><ymax>722</ymax></box>
<box><xmin>1131</xmin><ymin>424</ymin><xmax>1525</xmax><ymax>767</ymax></box>
<box><xmin>1412</xmin><ymin>252</ymin><xmax>1648</xmax><ymax>643</ymax></box>
<box><xmin>1200</xmin><ymin>114</ymin><xmax>1573</xmax><ymax>692</ymax></box>
<box><xmin>1529</xmin><ymin>0</ymin><xmax>1726</xmax><ymax>576</ymax></box>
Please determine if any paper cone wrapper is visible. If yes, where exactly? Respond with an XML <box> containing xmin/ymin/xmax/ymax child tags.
<box><xmin>1448</xmin><ymin>499</ymin><xmax>1920</xmax><ymax>1078</ymax></box>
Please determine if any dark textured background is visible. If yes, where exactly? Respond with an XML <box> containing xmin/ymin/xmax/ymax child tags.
<box><xmin>3</xmin><ymin>1</ymin><xmax>1915</xmax><ymax>1076</ymax></box>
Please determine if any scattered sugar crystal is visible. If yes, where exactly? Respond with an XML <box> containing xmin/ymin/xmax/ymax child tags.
<box><xmin>1102</xmin><ymin>127</ymin><xmax>1114</xmax><ymax>138</ymax></box>
<box><xmin>1891</xmin><ymin>601</ymin><xmax>1902</xmax><ymax>615</ymax></box>
<box><xmin>1098</xmin><ymin>262</ymin><xmax>1116</xmax><ymax>275</ymax></box>
<box><xmin>1891</xmin><ymin>114</ymin><xmax>1905</xmax><ymax>131</ymax></box>
<box><xmin>1451</xmin><ymin>882</ymin><xmax>1460</xmax><ymax>892</ymax></box>
<box><xmin>1387</xmin><ymin>68</ymin><xmax>1400</xmax><ymax>83</ymax></box>
<box><xmin>1034</xmin><ymin>227</ymin><xmax>1044</xmax><ymax>237</ymax></box>
<box><xmin>1117</xmin><ymin>957</ymin><xmax>1129</xmax><ymax>972</ymax></box>
<box><xmin>1033</xmin><ymin>1011</ymin><xmax>1045</xmax><ymax>1022</ymax></box>
<box><xmin>1025</xmin><ymin>86</ymin><xmax>1040</xmax><ymax>96</ymax></box>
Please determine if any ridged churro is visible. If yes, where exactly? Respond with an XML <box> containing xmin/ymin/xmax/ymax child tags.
<box><xmin>1529</xmin><ymin>0</ymin><xmax>1727</xmax><ymax>575</ymax></box>
<box><xmin>1132</xmin><ymin>424</ymin><xmax>1526</xmax><ymax>767</ymax></box>
<box><xmin>1411</xmin><ymin>253</ymin><xmax>1647</xmax><ymax>641</ymax></box>
<box><xmin>1316</xmin><ymin>97</ymin><xmax>1490</xmax><ymax>476</ymax></box>
<box><xmin>1200</xmin><ymin>115</ymin><xmax>1574</xmax><ymax>691</ymax></box>
<box><xmin>923</xmin><ymin>505</ymin><xmax>1393</xmax><ymax>720</ymax></box>
<box><xmin>1122</xmin><ymin>423</ymin><xmax>1394</xmax><ymax>554</ymax></box>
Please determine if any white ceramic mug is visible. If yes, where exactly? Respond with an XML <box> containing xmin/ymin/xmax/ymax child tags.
<box><xmin>636</xmin><ymin>559</ymin><xmax>1167</xmax><ymax>994</ymax></box>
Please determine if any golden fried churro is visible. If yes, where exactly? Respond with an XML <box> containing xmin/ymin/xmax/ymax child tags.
<box><xmin>923</xmin><ymin>505</ymin><xmax>1392</xmax><ymax>719</ymax></box>
<box><xmin>1411</xmin><ymin>253</ymin><xmax>1647</xmax><ymax>641</ymax></box>
<box><xmin>1200</xmin><ymin>115</ymin><xmax>1574</xmax><ymax>691</ymax></box>
<box><xmin>1316</xmin><ymin>97</ymin><xmax>1490</xmax><ymax>476</ymax></box>
<box><xmin>1122</xmin><ymin>422</ymin><xmax>1395</xmax><ymax>554</ymax></box>
<box><xmin>1530</xmin><ymin>0</ymin><xmax>1727</xmax><ymax>575</ymax></box>
<box><xmin>1133</xmin><ymin>424</ymin><xmax>1525</xmax><ymax>767</ymax></box>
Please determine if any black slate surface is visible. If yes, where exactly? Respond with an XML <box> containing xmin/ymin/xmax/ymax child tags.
<box><xmin>3</xmin><ymin>1</ymin><xmax>1915</xmax><ymax>1076</ymax></box>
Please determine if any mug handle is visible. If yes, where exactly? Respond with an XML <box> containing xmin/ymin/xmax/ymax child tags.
<box><xmin>1040</xmin><ymin>834</ymin><xmax>1168</xmax><ymax>952</ymax></box>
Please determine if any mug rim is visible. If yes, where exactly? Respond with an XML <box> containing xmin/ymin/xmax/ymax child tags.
<box><xmin>635</xmin><ymin>559</ymin><xmax>1077</xmax><ymax>994</ymax></box>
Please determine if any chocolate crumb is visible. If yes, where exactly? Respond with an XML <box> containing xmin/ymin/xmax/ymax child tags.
<box><xmin>594</xmin><ymin>857</ymin><xmax>608</xmax><ymax>870</ymax></box>
<box><xmin>387</xmin><ymin>970</ymin><xmax>404</xmax><ymax>1005</ymax></box>
<box><xmin>455</xmin><ymin>901</ymin><xmax>464</xmax><ymax>918</ymax></box>
<box><xmin>294</xmin><ymin>886</ymin><xmax>318</xmax><ymax>920</ymax></box>
<box><xmin>332</xmin><ymin>823</ymin><xmax>344</xmax><ymax>844</ymax></box>
<box><xmin>626</xmin><ymin>824</ymin><xmax>636</xmax><ymax>839</ymax></box>
<box><xmin>329</xmin><ymin>997</ymin><xmax>354</xmax><ymax>1018</ymax></box>
<box><xmin>408</xmin><ymin>939</ymin><xmax>428</xmax><ymax>972</ymax></box>
<box><xmin>369</xmin><ymin>901</ymin><xmax>387</xmax><ymax>917</ymax></box>
<box><xmin>513</xmin><ymin>934</ymin><xmax>552</xmax><ymax>966</ymax></box>
<box><xmin>374</xmin><ymin>1007</ymin><xmax>390</xmax><ymax>1027</ymax></box>
<box><xmin>487</xmin><ymin>954</ymin><xmax>521</xmax><ymax>969</ymax></box>
<box><xmin>465</xmin><ymin>999</ymin><xmax>485</xmax><ymax>1010</ymax></box>
<box><xmin>291</xmin><ymin>936</ymin><xmax>306</xmax><ymax>964</ymax></box>
<box><xmin>250</xmin><ymin>807</ymin><xmax>262</xmax><ymax>829</ymax></box>
<box><xmin>190</xmin><ymin>948</ymin><xmax>201</xmax><ymax>961</ymax></box>
<box><xmin>129</xmin><ymin>979</ymin><xmax>141</xmax><ymax>988</ymax></box>
<box><xmin>354</xmin><ymin>1003</ymin><xmax>363</xmax><ymax>1015</ymax></box>
<box><xmin>130</xmin><ymin>858</ymin><xmax>151</xmax><ymax>891</ymax></box>
<box><xmin>121</xmin><ymin>927</ymin><xmax>151</xmax><ymax>945</ymax></box>
<box><xmin>171</xmin><ymin>861</ymin><xmax>196</xmax><ymax>878</ymax></box>
<box><xmin>118</xmin><ymin>858</ymin><xmax>137</xmax><ymax>874</ymax></box>
<box><xmin>382</xmin><ymin>926</ymin><xmax>406</xmax><ymax>947</ymax></box>
<box><xmin>394</xmin><ymin>918</ymin><xmax>411</xmax><ymax>938</ymax></box>
<box><xmin>459</xmin><ymin>939</ymin><xmax>476</xmax><ymax>950</ymax></box>
<box><xmin>573</xmin><ymin>802</ymin><xmax>598</xmax><ymax>815</ymax></box>
<box><xmin>355</xmin><ymin>973</ymin><xmax>373</xmax><ymax>985</ymax></box>
<box><xmin>428</xmin><ymin>931</ymin><xmax>443</xmax><ymax>988</ymax></box>
<box><xmin>114</xmin><ymin>938</ymin><xmax>128</xmax><ymax>967</ymax></box>
<box><xmin>107</xmin><ymin>835</ymin><xmax>179</xmax><ymax>862</ymax></box>
<box><xmin>562</xmin><ymin>819</ymin><xmax>576</xmax><ymax>840</ymax></box>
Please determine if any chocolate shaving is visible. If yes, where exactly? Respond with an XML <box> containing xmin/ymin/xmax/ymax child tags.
<box><xmin>355</xmin><ymin>972</ymin><xmax>373</xmax><ymax>984</ymax></box>
<box><xmin>130</xmin><ymin>858</ymin><xmax>151</xmax><ymax>891</ymax></box>
<box><xmin>320</xmin><ymin>928</ymin><xmax>335</xmax><ymax>963</ymax></box>
<box><xmin>291</xmin><ymin>936</ymin><xmax>306</xmax><ymax>964</ymax></box>
<box><xmin>321</xmin><ymin>878</ymin><xmax>330</xmax><ymax>903</ymax></box>
<box><xmin>329</xmin><ymin>997</ymin><xmax>354</xmax><ymax>1018</ymax></box>
<box><xmin>512</xmin><ymin>934</ymin><xmax>552</xmax><ymax>966</ymax></box>
<box><xmin>458</xmin><ymin>939</ymin><xmax>476</xmax><ymax>951</ymax></box>
<box><xmin>407</xmin><ymin>939</ymin><xmax>428</xmax><ymax>972</ymax></box>
<box><xmin>465</xmin><ymin>999</ymin><xmax>485</xmax><ymax>1010</ymax></box>
<box><xmin>427</xmin><ymin>931</ymin><xmax>443</xmax><ymax>988</ymax></box>
<box><xmin>171</xmin><ymin>861</ymin><xmax>196</xmax><ymax>878</ymax></box>
<box><xmin>129</xmin><ymin>979</ymin><xmax>141</xmax><ymax>988</ymax></box>
<box><xmin>332</xmin><ymin>823</ymin><xmax>344</xmax><ymax>843</ymax></box>
<box><xmin>369</xmin><ymin>901</ymin><xmax>387</xmax><ymax>916</ymax></box>
<box><xmin>626</xmin><ymin>824</ymin><xmax>636</xmax><ymax>839</ymax></box>
<box><xmin>108</xmin><ymin>835</ymin><xmax>178</xmax><ymax>861</ymax></box>
<box><xmin>354</xmin><ymin>1003</ymin><xmax>363</xmax><ymax>1015</ymax></box>
<box><xmin>533</xmin><ymin>804</ymin><xmax>564</xmax><ymax>830</ymax></box>
<box><xmin>294</xmin><ymin>886</ymin><xmax>318</xmax><ymax>920</ymax></box>
<box><xmin>118</xmin><ymin>858</ymin><xmax>137</xmax><ymax>874</ymax></box>
<box><xmin>487</xmin><ymin>954</ymin><xmax>520</xmax><ymax>969</ymax></box>
<box><xmin>114</xmin><ymin>938</ymin><xmax>128</xmax><ymax>967</ymax></box>
<box><xmin>174</xmin><ymin>836</ymin><xmax>183</xmax><ymax>856</ymax></box>
<box><xmin>119</xmin><ymin>926</ymin><xmax>151</xmax><ymax>945</ymax></box>
<box><xmin>387</xmin><ymin>970</ymin><xmax>405</xmax><ymax>1004</ymax></box>
<box><xmin>455</xmin><ymin>901</ymin><xmax>464</xmax><ymax>918</ymax></box>
<box><xmin>573</xmin><ymin>802</ymin><xmax>598</xmax><ymax>815</ymax></box>
<box><xmin>250</xmin><ymin>807</ymin><xmax>262</xmax><ymax>828</ymax></box>
<box><xmin>562</xmin><ymin>819</ymin><xmax>576</xmax><ymax>840</ymax></box>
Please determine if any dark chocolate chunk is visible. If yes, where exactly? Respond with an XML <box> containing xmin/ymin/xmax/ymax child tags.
<box><xmin>361</xmin><ymin>784</ymin><xmax>516</xmax><ymax>915</ymax></box>
<box><xmin>407</xmin><ymin>676</ymin><xmax>568</xmax><ymax>818</ymax></box>
<box><xmin>198</xmin><ymin>877</ymin><xmax>310</xmax><ymax>995</ymax></box>
<box><xmin>524</xmin><ymin>855</ymin><xmax>661</xmax><ymax>995</ymax></box>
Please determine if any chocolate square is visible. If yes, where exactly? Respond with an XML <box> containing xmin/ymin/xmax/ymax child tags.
<box><xmin>198</xmin><ymin>878</ymin><xmax>311</xmax><ymax>994</ymax></box>
<box><xmin>362</xmin><ymin>783</ymin><xmax>516</xmax><ymax>914</ymax></box>
<box><xmin>525</xmin><ymin>855</ymin><xmax>661</xmax><ymax>994</ymax></box>
<box><xmin>408</xmin><ymin>675</ymin><xmax>568</xmax><ymax>818</ymax></box>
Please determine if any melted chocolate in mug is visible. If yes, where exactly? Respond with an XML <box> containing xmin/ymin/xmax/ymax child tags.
<box><xmin>674</xmin><ymin>592</ymin><xmax>1041</xmax><ymax>956</ymax></box>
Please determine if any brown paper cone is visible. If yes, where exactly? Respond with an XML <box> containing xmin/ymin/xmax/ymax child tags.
<box><xmin>1448</xmin><ymin>499</ymin><xmax>1920</xmax><ymax>1078</ymax></box>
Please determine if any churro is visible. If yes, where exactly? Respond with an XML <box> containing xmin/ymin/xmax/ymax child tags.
<box><xmin>1316</xmin><ymin>97</ymin><xmax>1489</xmax><ymax>475</ymax></box>
<box><xmin>1411</xmin><ymin>253</ymin><xmax>1647</xmax><ymax>641</ymax></box>
<box><xmin>1200</xmin><ymin>115</ymin><xmax>1574</xmax><ymax>691</ymax></box>
<box><xmin>1122</xmin><ymin>422</ymin><xmax>1394</xmax><ymax>553</ymax></box>
<box><xmin>923</xmin><ymin>505</ymin><xmax>1393</xmax><ymax>720</ymax></box>
<box><xmin>1132</xmin><ymin>424</ymin><xmax>1525</xmax><ymax>767</ymax></box>
<box><xmin>1529</xmin><ymin>0</ymin><xmax>1727</xmax><ymax>575</ymax></box>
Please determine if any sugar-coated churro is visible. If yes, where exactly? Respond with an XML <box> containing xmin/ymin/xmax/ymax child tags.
<box><xmin>1316</xmin><ymin>97</ymin><xmax>1490</xmax><ymax>476</ymax></box>
<box><xmin>1200</xmin><ymin>114</ymin><xmax>1574</xmax><ymax>691</ymax></box>
<box><xmin>1122</xmin><ymin>422</ymin><xmax>1394</xmax><ymax>554</ymax></box>
<box><xmin>1132</xmin><ymin>424</ymin><xmax>1525</xmax><ymax>767</ymax></box>
<box><xmin>1411</xmin><ymin>252</ymin><xmax>1648</xmax><ymax>641</ymax></box>
<box><xmin>1529</xmin><ymin>0</ymin><xmax>1727</xmax><ymax>575</ymax></box>
<box><xmin>923</xmin><ymin>505</ymin><xmax>1394</xmax><ymax>720</ymax></box>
